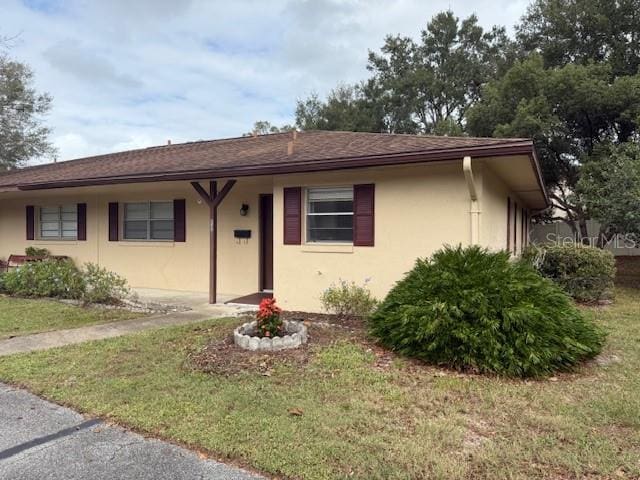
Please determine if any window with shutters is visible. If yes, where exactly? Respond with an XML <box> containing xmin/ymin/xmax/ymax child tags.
<box><xmin>306</xmin><ymin>187</ymin><xmax>353</xmax><ymax>243</ymax></box>
<box><xmin>123</xmin><ymin>201</ymin><xmax>174</xmax><ymax>241</ymax></box>
<box><xmin>39</xmin><ymin>205</ymin><xmax>77</xmax><ymax>239</ymax></box>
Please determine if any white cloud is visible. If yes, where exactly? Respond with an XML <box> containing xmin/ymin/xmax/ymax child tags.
<box><xmin>2</xmin><ymin>0</ymin><xmax>528</xmax><ymax>164</ymax></box>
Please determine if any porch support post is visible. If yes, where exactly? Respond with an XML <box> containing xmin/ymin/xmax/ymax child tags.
<box><xmin>209</xmin><ymin>180</ymin><xmax>217</xmax><ymax>304</ymax></box>
<box><xmin>190</xmin><ymin>179</ymin><xmax>237</xmax><ymax>303</ymax></box>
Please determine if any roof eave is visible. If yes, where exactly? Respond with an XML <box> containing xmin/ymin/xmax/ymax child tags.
<box><xmin>16</xmin><ymin>141</ymin><xmax>547</xmax><ymax>206</ymax></box>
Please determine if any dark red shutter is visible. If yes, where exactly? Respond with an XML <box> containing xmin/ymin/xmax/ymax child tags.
<box><xmin>26</xmin><ymin>205</ymin><xmax>35</xmax><ymax>240</ymax></box>
<box><xmin>521</xmin><ymin>207</ymin><xmax>525</xmax><ymax>249</ymax></box>
<box><xmin>353</xmin><ymin>184</ymin><xmax>375</xmax><ymax>246</ymax></box>
<box><xmin>108</xmin><ymin>202</ymin><xmax>119</xmax><ymax>241</ymax></box>
<box><xmin>506</xmin><ymin>197</ymin><xmax>511</xmax><ymax>251</ymax></box>
<box><xmin>77</xmin><ymin>203</ymin><xmax>87</xmax><ymax>241</ymax></box>
<box><xmin>173</xmin><ymin>199</ymin><xmax>186</xmax><ymax>242</ymax></box>
<box><xmin>513</xmin><ymin>202</ymin><xmax>518</xmax><ymax>254</ymax></box>
<box><xmin>283</xmin><ymin>187</ymin><xmax>302</xmax><ymax>245</ymax></box>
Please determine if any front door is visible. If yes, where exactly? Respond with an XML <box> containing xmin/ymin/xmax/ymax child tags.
<box><xmin>259</xmin><ymin>194</ymin><xmax>274</xmax><ymax>291</ymax></box>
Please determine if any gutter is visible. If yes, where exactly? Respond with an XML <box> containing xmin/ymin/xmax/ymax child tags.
<box><xmin>463</xmin><ymin>156</ymin><xmax>481</xmax><ymax>244</ymax></box>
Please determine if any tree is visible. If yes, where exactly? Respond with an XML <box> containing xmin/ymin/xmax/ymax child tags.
<box><xmin>293</xmin><ymin>10</ymin><xmax>514</xmax><ymax>135</ymax></box>
<box><xmin>366</xmin><ymin>10</ymin><xmax>515</xmax><ymax>134</ymax></box>
<box><xmin>517</xmin><ymin>0</ymin><xmax>640</xmax><ymax>77</ymax></box>
<box><xmin>0</xmin><ymin>55</ymin><xmax>56</xmax><ymax>169</ymax></box>
<box><xmin>295</xmin><ymin>84</ymin><xmax>385</xmax><ymax>132</ymax></box>
<box><xmin>243</xmin><ymin>120</ymin><xmax>294</xmax><ymax>136</ymax></box>
<box><xmin>469</xmin><ymin>0</ymin><xmax>640</xmax><ymax>241</ymax></box>
<box><xmin>578</xmin><ymin>142</ymin><xmax>640</xmax><ymax>246</ymax></box>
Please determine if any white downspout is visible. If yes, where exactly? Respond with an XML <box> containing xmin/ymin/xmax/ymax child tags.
<box><xmin>463</xmin><ymin>156</ymin><xmax>480</xmax><ymax>245</ymax></box>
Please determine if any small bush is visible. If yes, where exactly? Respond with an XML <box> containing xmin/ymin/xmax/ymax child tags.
<box><xmin>82</xmin><ymin>263</ymin><xmax>130</xmax><ymax>304</ymax></box>
<box><xmin>369</xmin><ymin>245</ymin><xmax>605</xmax><ymax>377</ymax></box>
<box><xmin>2</xmin><ymin>259</ymin><xmax>85</xmax><ymax>299</ymax></box>
<box><xmin>321</xmin><ymin>280</ymin><xmax>379</xmax><ymax>317</ymax></box>
<box><xmin>25</xmin><ymin>246</ymin><xmax>50</xmax><ymax>257</ymax></box>
<box><xmin>522</xmin><ymin>244</ymin><xmax>615</xmax><ymax>303</ymax></box>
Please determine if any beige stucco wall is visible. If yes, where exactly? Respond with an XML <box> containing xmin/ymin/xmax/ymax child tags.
<box><xmin>481</xmin><ymin>164</ymin><xmax>528</xmax><ymax>255</ymax></box>
<box><xmin>0</xmin><ymin>178</ymin><xmax>272</xmax><ymax>296</ymax></box>
<box><xmin>273</xmin><ymin>162</ymin><xmax>472</xmax><ymax>311</ymax></box>
<box><xmin>0</xmin><ymin>158</ymin><xmax>535</xmax><ymax>311</ymax></box>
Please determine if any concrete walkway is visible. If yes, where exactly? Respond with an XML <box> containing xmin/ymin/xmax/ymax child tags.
<box><xmin>0</xmin><ymin>300</ymin><xmax>255</xmax><ymax>357</ymax></box>
<box><xmin>0</xmin><ymin>383</ymin><xmax>261</xmax><ymax>480</ymax></box>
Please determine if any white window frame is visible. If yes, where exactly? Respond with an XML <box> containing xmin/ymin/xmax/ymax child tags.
<box><xmin>122</xmin><ymin>201</ymin><xmax>174</xmax><ymax>241</ymax></box>
<box><xmin>305</xmin><ymin>186</ymin><xmax>354</xmax><ymax>244</ymax></box>
<box><xmin>38</xmin><ymin>205</ymin><xmax>78</xmax><ymax>240</ymax></box>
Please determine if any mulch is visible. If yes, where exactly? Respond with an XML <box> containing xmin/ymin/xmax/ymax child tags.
<box><xmin>187</xmin><ymin>311</ymin><xmax>399</xmax><ymax>376</ymax></box>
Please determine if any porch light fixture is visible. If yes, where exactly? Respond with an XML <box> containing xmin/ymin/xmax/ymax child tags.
<box><xmin>240</xmin><ymin>203</ymin><xmax>249</xmax><ymax>216</ymax></box>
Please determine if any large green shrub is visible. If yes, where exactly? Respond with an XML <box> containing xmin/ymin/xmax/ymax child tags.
<box><xmin>321</xmin><ymin>279</ymin><xmax>379</xmax><ymax>317</ymax></box>
<box><xmin>522</xmin><ymin>244</ymin><xmax>615</xmax><ymax>303</ymax></box>
<box><xmin>2</xmin><ymin>258</ymin><xmax>85</xmax><ymax>299</ymax></box>
<box><xmin>82</xmin><ymin>263</ymin><xmax>130</xmax><ymax>304</ymax></box>
<box><xmin>369</xmin><ymin>245</ymin><xmax>605</xmax><ymax>377</ymax></box>
<box><xmin>2</xmin><ymin>259</ymin><xmax>130</xmax><ymax>304</ymax></box>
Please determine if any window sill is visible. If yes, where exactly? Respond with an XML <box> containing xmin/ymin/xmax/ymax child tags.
<box><xmin>117</xmin><ymin>241</ymin><xmax>175</xmax><ymax>247</ymax></box>
<box><xmin>301</xmin><ymin>243</ymin><xmax>354</xmax><ymax>254</ymax></box>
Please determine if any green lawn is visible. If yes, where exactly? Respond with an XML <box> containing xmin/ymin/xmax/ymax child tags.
<box><xmin>0</xmin><ymin>290</ymin><xmax>638</xmax><ymax>479</ymax></box>
<box><xmin>0</xmin><ymin>296</ymin><xmax>143</xmax><ymax>339</ymax></box>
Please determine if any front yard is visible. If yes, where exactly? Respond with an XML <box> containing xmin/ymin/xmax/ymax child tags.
<box><xmin>0</xmin><ymin>296</ymin><xmax>143</xmax><ymax>339</ymax></box>
<box><xmin>0</xmin><ymin>290</ymin><xmax>638</xmax><ymax>479</ymax></box>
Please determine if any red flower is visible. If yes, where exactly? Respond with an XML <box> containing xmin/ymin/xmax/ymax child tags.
<box><xmin>257</xmin><ymin>298</ymin><xmax>281</xmax><ymax>319</ymax></box>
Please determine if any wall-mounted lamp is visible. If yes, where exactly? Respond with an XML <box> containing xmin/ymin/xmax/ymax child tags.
<box><xmin>240</xmin><ymin>203</ymin><xmax>249</xmax><ymax>216</ymax></box>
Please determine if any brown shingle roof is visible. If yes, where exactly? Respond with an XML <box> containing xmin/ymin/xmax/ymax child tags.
<box><xmin>0</xmin><ymin>130</ymin><xmax>536</xmax><ymax>191</ymax></box>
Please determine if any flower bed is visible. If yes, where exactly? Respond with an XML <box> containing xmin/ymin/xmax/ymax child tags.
<box><xmin>233</xmin><ymin>319</ymin><xmax>308</xmax><ymax>351</ymax></box>
<box><xmin>232</xmin><ymin>298</ymin><xmax>308</xmax><ymax>351</ymax></box>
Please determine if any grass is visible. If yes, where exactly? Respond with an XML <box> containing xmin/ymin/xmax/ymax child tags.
<box><xmin>0</xmin><ymin>289</ymin><xmax>639</xmax><ymax>479</ymax></box>
<box><xmin>0</xmin><ymin>296</ymin><xmax>144</xmax><ymax>339</ymax></box>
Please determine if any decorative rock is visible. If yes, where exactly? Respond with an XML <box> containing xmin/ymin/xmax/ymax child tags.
<box><xmin>248</xmin><ymin>337</ymin><xmax>260</xmax><ymax>351</ymax></box>
<box><xmin>233</xmin><ymin>319</ymin><xmax>308</xmax><ymax>351</ymax></box>
<box><xmin>237</xmin><ymin>334</ymin><xmax>249</xmax><ymax>349</ymax></box>
<box><xmin>259</xmin><ymin>337</ymin><xmax>272</xmax><ymax>351</ymax></box>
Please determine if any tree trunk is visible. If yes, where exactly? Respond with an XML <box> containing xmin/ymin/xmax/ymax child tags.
<box><xmin>578</xmin><ymin>218</ymin><xmax>591</xmax><ymax>245</ymax></box>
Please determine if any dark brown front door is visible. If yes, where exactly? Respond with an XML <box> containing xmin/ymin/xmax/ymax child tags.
<box><xmin>259</xmin><ymin>194</ymin><xmax>274</xmax><ymax>291</ymax></box>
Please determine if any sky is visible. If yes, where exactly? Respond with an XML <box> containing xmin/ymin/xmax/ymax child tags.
<box><xmin>1</xmin><ymin>0</ymin><xmax>529</xmax><ymax>164</ymax></box>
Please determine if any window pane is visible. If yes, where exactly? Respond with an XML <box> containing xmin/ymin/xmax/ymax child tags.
<box><xmin>124</xmin><ymin>220</ymin><xmax>148</xmax><ymax>239</ymax></box>
<box><xmin>60</xmin><ymin>205</ymin><xmax>77</xmax><ymax>222</ymax></box>
<box><xmin>124</xmin><ymin>203</ymin><xmax>148</xmax><ymax>220</ymax></box>
<box><xmin>40</xmin><ymin>222</ymin><xmax>60</xmax><ymax>238</ymax></box>
<box><xmin>308</xmin><ymin>188</ymin><xmax>352</xmax><ymax>201</ymax></box>
<box><xmin>308</xmin><ymin>200</ymin><xmax>353</xmax><ymax>214</ymax></box>
<box><xmin>40</xmin><ymin>207</ymin><xmax>59</xmax><ymax>222</ymax></box>
<box><xmin>308</xmin><ymin>228</ymin><xmax>353</xmax><ymax>242</ymax></box>
<box><xmin>61</xmin><ymin>204</ymin><xmax>77</xmax><ymax>214</ymax></box>
<box><xmin>62</xmin><ymin>222</ymin><xmax>77</xmax><ymax>238</ymax></box>
<box><xmin>307</xmin><ymin>215</ymin><xmax>353</xmax><ymax>229</ymax></box>
<box><xmin>306</xmin><ymin>187</ymin><xmax>354</xmax><ymax>243</ymax></box>
<box><xmin>150</xmin><ymin>202</ymin><xmax>173</xmax><ymax>220</ymax></box>
<box><xmin>150</xmin><ymin>220</ymin><xmax>174</xmax><ymax>240</ymax></box>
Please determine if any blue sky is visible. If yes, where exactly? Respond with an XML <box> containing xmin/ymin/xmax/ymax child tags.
<box><xmin>2</xmin><ymin>0</ymin><xmax>529</xmax><ymax>163</ymax></box>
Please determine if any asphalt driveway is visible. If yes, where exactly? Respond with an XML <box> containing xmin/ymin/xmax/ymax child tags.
<box><xmin>0</xmin><ymin>383</ymin><xmax>261</xmax><ymax>480</ymax></box>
